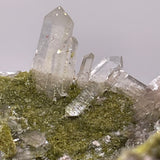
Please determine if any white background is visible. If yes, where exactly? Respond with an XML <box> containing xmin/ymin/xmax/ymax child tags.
<box><xmin>0</xmin><ymin>0</ymin><xmax>160</xmax><ymax>84</ymax></box>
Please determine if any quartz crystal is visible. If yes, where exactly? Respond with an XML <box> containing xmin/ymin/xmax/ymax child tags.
<box><xmin>148</xmin><ymin>76</ymin><xmax>160</xmax><ymax>91</ymax></box>
<box><xmin>33</xmin><ymin>6</ymin><xmax>74</xmax><ymax>73</ymax></box>
<box><xmin>65</xmin><ymin>82</ymin><xmax>100</xmax><ymax>117</ymax></box>
<box><xmin>59</xmin><ymin>154</ymin><xmax>72</xmax><ymax>160</ymax></box>
<box><xmin>77</xmin><ymin>53</ymin><xmax>94</xmax><ymax>85</ymax></box>
<box><xmin>106</xmin><ymin>70</ymin><xmax>147</xmax><ymax>98</ymax></box>
<box><xmin>90</xmin><ymin>56</ymin><xmax>123</xmax><ymax>82</ymax></box>
<box><xmin>21</xmin><ymin>131</ymin><xmax>47</xmax><ymax>148</ymax></box>
<box><xmin>65</xmin><ymin>56</ymin><xmax>123</xmax><ymax>117</ymax></box>
<box><xmin>32</xmin><ymin>6</ymin><xmax>77</xmax><ymax>97</ymax></box>
<box><xmin>134</xmin><ymin>76</ymin><xmax>160</xmax><ymax>123</ymax></box>
<box><xmin>2</xmin><ymin>5</ymin><xmax>160</xmax><ymax>160</ymax></box>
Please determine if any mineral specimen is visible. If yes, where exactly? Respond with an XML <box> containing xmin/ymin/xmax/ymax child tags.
<box><xmin>65</xmin><ymin>56</ymin><xmax>123</xmax><ymax>117</ymax></box>
<box><xmin>1</xmin><ymin>5</ymin><xmax>160</xmax><ymax>160</ymax></box>
<box><xmin>32</xmin><ymin>6</ymin><xmax>77</xmax><ymax>97</ymax></box>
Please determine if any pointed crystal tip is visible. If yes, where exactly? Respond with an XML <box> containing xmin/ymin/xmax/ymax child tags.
<box><xmin>45</xmin><ymin>6</ymin><xmax>70</xmax><ymax>18</ymax></box>
<box><xmin>89</xmin><ymin>56</ymin><xmax>123</xmax><ymax>82</ymax></box>
<box><xmin>57</xmin><ymin>6</ymin><xmax>64</xmax><ymax>10</ymax></box>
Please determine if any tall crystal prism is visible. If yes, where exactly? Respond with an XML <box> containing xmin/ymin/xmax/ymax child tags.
<box><xmin>32</xmin><ymin>6</ymin><xmax>78</xmax><ymax>97</ymax></box>
<box><xmin>77</xmin><ymin>53</ymin><xmax>94</xmax><ymax>85</ymax></box>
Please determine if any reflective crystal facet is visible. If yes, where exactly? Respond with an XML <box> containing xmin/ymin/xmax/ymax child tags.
<box><xmin>106</xmin><ymin>70</ymin><xmax>147</xmax><ymax>98</ymax></box>
<box><xmin>148</xmin><ymin>76</ymin><xmax>160</xmax><ymax>91</ymax></box>
<box><xmin>65</xmin><ymin>82</ymin><xmax>100</xmax><ymax>117</ymax></box>
<box><xmin>33</xmin><ymin>6</ymin><xmax>74</xmax><ymax>74</ymax></box>
<box><xmin>32</xmin><ymin>6</ymin><xmax>78</xmax><ymax>97</ymax></box>
<box><xmin>134</xmin><ymin>76</ymin><xmax>160</xmax><ymax>123</ymax></box>
<box><xmin>77</xmin><ymin>53</ymin><xmax>94</xmax><ymax>84</ymax></box>
<box><xmin>65</xmin><ymin>57</ymin><xmax>123</xmax><ymax>117</ymax></box>
<box><xmin>90</xmin><ymin>56</ymin><xmax>123</xmax><ymax>82</ymax></box>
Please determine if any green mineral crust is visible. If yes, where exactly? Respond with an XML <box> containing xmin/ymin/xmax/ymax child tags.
<box><xmin>118</xmin><ymin>132</ymin><xmax>160</xmax><ymax>160</ymax></box>
<box><xmin>0</xmin><ymin>123</ymin><xmax>16</xmax><ymax>158</ymax></box>
<box><xmin>0</xmin><ymin>72</ymin><xmax>134</xmax><ymax>159</ymax></box>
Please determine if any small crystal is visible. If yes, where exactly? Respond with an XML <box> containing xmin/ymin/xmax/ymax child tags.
<box><xmin>103</xmin><ymin>135</ymin><xmax>111</xmax><ymax>144</ymax></box>
<box><xmin>106</xmin><ymin>70</ymin><xmax>147</xmax><ymax>98</ymax></box>
<box><xmin>65</xmin><ymin>82</ymin><xmax>99</xmax><ymax>117</ymax></box>
<box><xmin>134</xmin><ymin>76</ymin><xmax>160</xmax><ymax>123</ymax></box>
<box><xmin>77</xmin><ymin>53</ymin><xmax>94</xmax><ymax>84</ymax></box>
<box><xmin>92</xmin><ymin>140</ymin><xmax>101</xmax><ymax>147</ymax></box>
<box><xmin>148</xmin><ymin>76</ymin><xmax>160</xmax><ymax>91</ymax></box>
<box><xmin>90</xmin><ymin>56</ymin><xmax>123</xmax><ymax>83</ymax></box>
<box><xmin>21</xmin><ymin>131</ymin><xmax>46</xmax><ymax>148</ymax></box>
<box><xmin>59</xmin><ymin>154</ymin><xmax>72</xmax><ymax>160</ymax></box>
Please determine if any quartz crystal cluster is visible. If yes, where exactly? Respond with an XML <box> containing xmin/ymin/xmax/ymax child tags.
<box><xmin>1</xmin><ymin>5</ymin><xmax>160</xmax><ymax>160</ymax></box>
<box><xmin>32</xmin><ymin>6</ymin><xmax>152</xmax><ymax>118</ymax></box>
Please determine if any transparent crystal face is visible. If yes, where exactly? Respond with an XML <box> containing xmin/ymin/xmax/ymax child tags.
<box><xmin>33</xmin><ymin>6</ymin><xmax>74</xmax><ymax>74</ymax></box>
<box><xmin>90</xmin><ymin>56</ymin><xmax>123</xmax><ymax>83</ymax></box>
<box><xmin>77</xmin><ymin>53</ymin><xmax>94</xmax><ymax>83</ymax></box>
<box><xmin>106</xmin><ymin>70</ymin><xmax>147</xmax><ymax>98</ymax></box>
<box><xmin>148</xmin><ymin>76</ymin><xmax>160</xmax><ymax>91</ymax></box>
<box><xmin>65</xmin><ymin>83</ymin><xmax>98</xmax><ymax>117</ymax></box>
<box><xmin>51</xmin><ymin>37</ymin><xmax>78</xmax><ymax>79</ymax></box>
<box><xmin>134</xmin><ymin>76</ymin><xmax>160</xmax><ymax>123</ymax></box>
<box><xmin>32</xmin><ymin>6</ymin><xmax>77</xmax><ymax>97</ymax></box>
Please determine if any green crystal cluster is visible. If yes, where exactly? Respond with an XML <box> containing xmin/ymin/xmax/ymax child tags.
<box><xmin>0</xmin><ymin>72</ymin><xmax>134</xmax><ymax>159</ymax></box>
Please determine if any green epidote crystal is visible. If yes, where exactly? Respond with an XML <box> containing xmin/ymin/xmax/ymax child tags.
<box><xmin>0</xmin><ymin>72</ymin><xmax>134</xmax><ymax>159</ymax></box>
<box><xmin>0</xmin><ymin>123</ymin><xmax>16</xmax><ymax>158</ymax></box>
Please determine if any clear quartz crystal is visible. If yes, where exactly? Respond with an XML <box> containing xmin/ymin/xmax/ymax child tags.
<box><xmin>65</xmin><ymin>56</ymin><xmax>123</xmax><ymax>117</ymax></box>
<box><xmin>21</xmin><ymin>131</ymin><xmax>47</xmax><ymax>148</ymax></box>
<box><xmin>106</xmin><ymin>70</ymin><xmax>147</xmax><ymax>98</ymax></box>
<box><xmin>32</xmin><ymin>6</ymin><xmax>77</xmax><ymax>97</ymax></box>
<box><xmin>77</xmin><ymin>53</ymin><xmax>94</xmax><ymax>84</ymax></box>
<box><xmin>134</xmin><ymin>76</ymin><xmax>160</xmax><ymax>123</ymax></box>
<box><xmin>148</xmin><ymin>76</ymin><xmax>160</xmax><ymax>91</ymax></box>
<box><xmin>65</xmin><ymin>82</ymin><xmax>100</xmax><ymax>117</ymax></box>
<box><xmin>90</xmin><ymin>56</ymin><xmax>123</xmax><ymax>83</ymax></box>
<box><xmin>33</xmin><ymin>6</ymin><xmax>74</xmax><ymax>73</ymax></box>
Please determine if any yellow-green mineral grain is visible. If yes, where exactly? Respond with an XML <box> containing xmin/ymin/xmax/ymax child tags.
<box><xmin>0</xmin><ymin>123</ymin><xmax>16</xmax><ymax>158</ymax></box>
<box><xmin>118</xmin><ymin>132</ymin><xmax>160</xmax><ymax>160</ymax></box>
